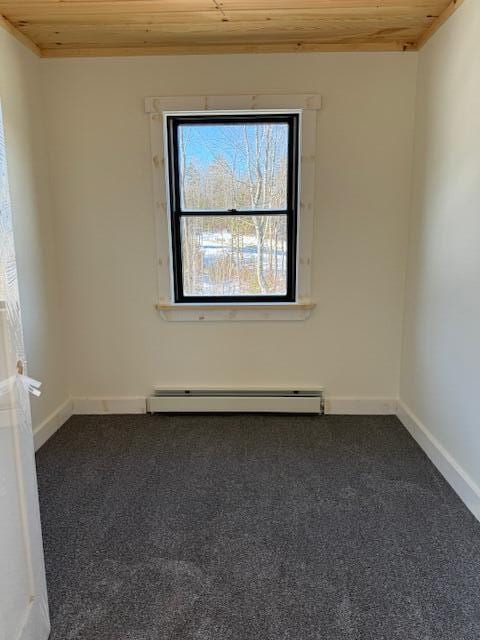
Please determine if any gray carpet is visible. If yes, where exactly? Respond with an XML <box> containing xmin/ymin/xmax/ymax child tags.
<box><xmin>36</xmin><ymin>414</ymin><xmax>480</xmax><ymax>640</ymax></box>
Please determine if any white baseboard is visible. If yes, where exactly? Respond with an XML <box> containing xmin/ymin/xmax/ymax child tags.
<box><xmin>71</xmin><ymin>395</ymin><xmax>396</xmax><ymax>416</ymax></box>
<box><xmin>55</xmin><ymin>395</ymin><xmax>395</xmax><ymax>418</ymax></box>
<box><xmin>72</xmin><ymin>396</ymin><xmax>147</xmax><ymax>415</ymax></box>
<box><xmin>397</xmin><ymin>400</ymin><xmax>480</xmax><ymax>522</ymax></box>
<box><xmin>325</xmin><ymin>397</ymin><xmax>397</xmax><ymax>415</ymax></box>
<box><xmin>33</xmin><ymin>398</ymin><xmax>73</xmax><ymax>451</ymax></box>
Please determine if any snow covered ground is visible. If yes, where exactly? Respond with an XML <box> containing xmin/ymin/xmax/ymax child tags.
<box><xmin>183</xmin><ymin>231</ymin><xmax>287</xmax><ymax>295</ymax></box>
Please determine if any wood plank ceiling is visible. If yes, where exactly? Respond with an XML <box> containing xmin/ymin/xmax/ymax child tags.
<box><xmin>0</xmin><ymin>1</ymin><xmax>461</xmax><ymax>58</ymax></box>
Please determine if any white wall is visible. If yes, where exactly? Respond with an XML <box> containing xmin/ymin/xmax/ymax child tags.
<box><xmin>0</xmin><ymin>29</ymin><xmax>68</xmax><ymax>430</ymax></box>
<box><xmin>41</xmin><ymin>52</ymin><xmax>417</xmax><ymax>405</ymax></box>
<box><xmin>400</xmin><ymin>0</ymin><xmax>480</xmax><ymax>490</ymax></box>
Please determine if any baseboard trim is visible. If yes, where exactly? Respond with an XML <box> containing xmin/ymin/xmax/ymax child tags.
<box><xmin>72</xmin><ymin>397</ymin><xmax>147</xmax><ymax>415</ymax></box>
<box><xmin>325</xmin><ymin>397</ymin><xmax>397</xmax><ymax>415</ymax></box>
<box><xmin>397</xmin><ymin>400</ymin><xmax>480</xmax><ymax>522</ymax></box>
<box><xmin>71</xmin><ymin>395</ymin><xmax>395</xmax><ymax>416</ymax></box>
<box><xmin>33</xmin><ymin>398</ymin><xmax>73</xmax><ymax>451</ymax></box>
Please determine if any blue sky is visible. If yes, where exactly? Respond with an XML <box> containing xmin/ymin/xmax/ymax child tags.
<box><xmin>178</xmin><ymin>122</ymin><xmax>288</xmax><ymax>173</ymax></box>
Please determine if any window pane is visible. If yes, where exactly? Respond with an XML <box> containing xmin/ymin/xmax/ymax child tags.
<box><xmin>180</xmin><ymin>215</ymin><xmax>288</xmax><ymax>297</ymax></box>
<box><xmin>177</xmin><ymin>122</ymin><xmax>289</xmax><ymax>211</ymax></box>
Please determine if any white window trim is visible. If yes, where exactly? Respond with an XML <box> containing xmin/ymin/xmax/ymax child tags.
<box><xmin>146</xmin><ymin>94</ymin><xmax>321</xmax><ymax>322</ymax></box>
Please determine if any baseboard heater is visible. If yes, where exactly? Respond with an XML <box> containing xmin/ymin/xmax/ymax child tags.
<box><xmin>147</xmin><ymin>389</ymin><xmax>324</xmax><ymax>414</ymax></box>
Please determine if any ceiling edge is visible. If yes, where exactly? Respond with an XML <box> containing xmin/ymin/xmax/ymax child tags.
<box><xmin>416</xmin><ymin>0</ymin><xmax>465</xmax><ymax>49</ymax></box>
<box><xmin>0</xmin><ymin>14</ymin><xmax>40</xmax><ymax>57</ymax></box>
<box><xmin>39</xmin><ymin>41</ymin><xmax>418</xmax><ymax>59</ymax></box>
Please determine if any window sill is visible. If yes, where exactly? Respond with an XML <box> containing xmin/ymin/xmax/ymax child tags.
<box><xmin>155</xmin><ymin>301</ymin><xmax>315</xmax><ymax>322</ymax></box>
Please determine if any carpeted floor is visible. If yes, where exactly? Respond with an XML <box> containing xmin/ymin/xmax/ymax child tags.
<box><xmin>36</xmin><ymin>414</ymin><xmax>480</xmax><ymax>640</ymax></box>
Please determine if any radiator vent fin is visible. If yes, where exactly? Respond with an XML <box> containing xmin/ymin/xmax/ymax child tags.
<box><xmin>148</xmin><ymin>389</ymin><xmax>323</xmax><ymax>414</ymax></box>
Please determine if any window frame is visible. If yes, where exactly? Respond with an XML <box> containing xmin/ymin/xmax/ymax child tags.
<box><xmin>165</xmin><ymin>112</ymin><xmax>300</xmax><ymax>304</ymax></box>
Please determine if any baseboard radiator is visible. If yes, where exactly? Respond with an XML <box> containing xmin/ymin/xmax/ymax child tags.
<box><xmin>147</xmin><ymin>389</ymin><xmax>324</xmax><ymax>414</ymax></box>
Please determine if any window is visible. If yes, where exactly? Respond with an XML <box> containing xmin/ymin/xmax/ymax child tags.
<box><xmin>166</xmin><ymin>113</ymin><xmax>299</xmax><ymax>303</ymax></box>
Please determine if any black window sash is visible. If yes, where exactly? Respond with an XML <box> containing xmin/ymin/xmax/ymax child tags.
<box><xmin>166</xmin><ymin>113</ymin><xmax>299</xmax><ymax>303</ymax></box>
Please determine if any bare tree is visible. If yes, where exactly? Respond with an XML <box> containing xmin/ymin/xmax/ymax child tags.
<box><xmin>179</xmin><ymin>123</ymin><xmax>288</xmax><ymax>296</ymax></box>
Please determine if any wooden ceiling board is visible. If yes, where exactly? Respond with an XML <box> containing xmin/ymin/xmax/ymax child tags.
<box><xmin>0</xmin><ymin>0</ymin><xmax>463</xmax><ymax>57</ymax></box>
<box><xmin>1</xmin><ymin>8</ymin><xmax>446</xmax><ymax>25</ymax></box>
